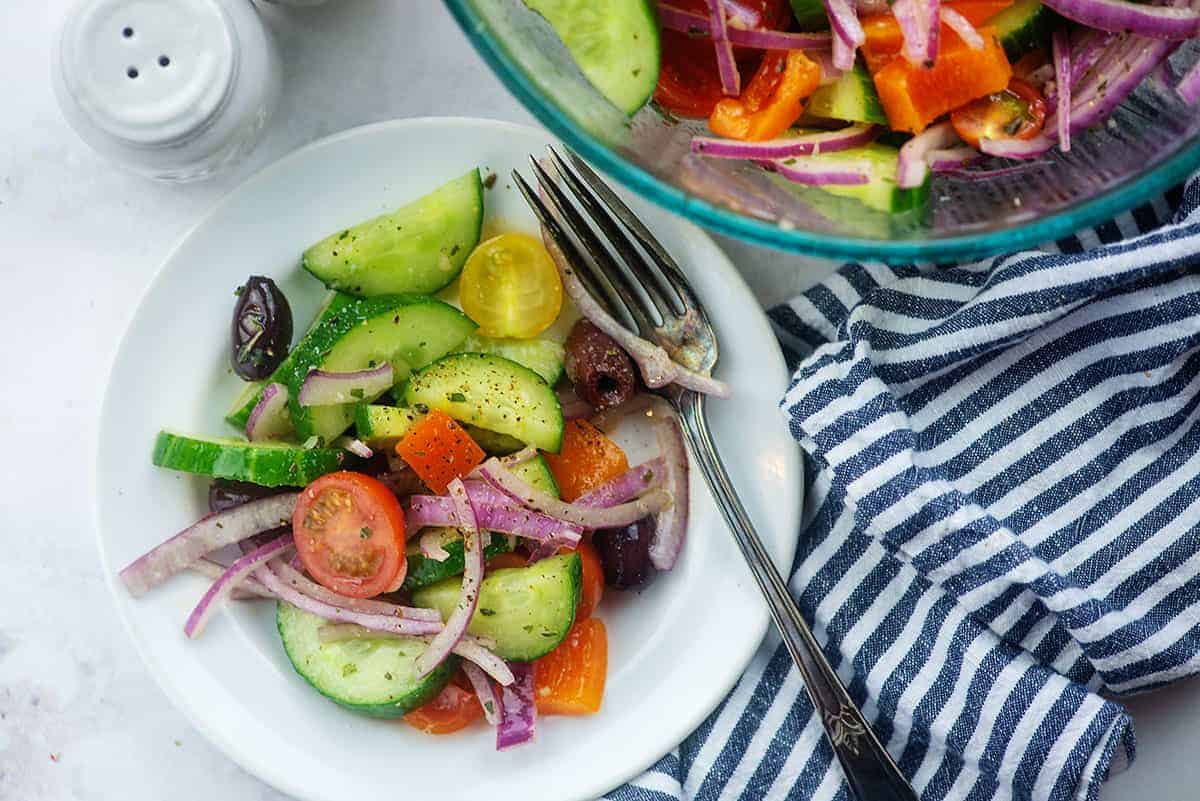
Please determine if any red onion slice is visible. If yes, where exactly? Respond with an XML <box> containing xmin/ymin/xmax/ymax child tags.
<box><xmin>935</xmin><ymin>161</ymin><xmax>1051</xmax><ymax>178</ymax></box>
<box><xmin>823</xmin><ymin>0</ymin><xmax>865</xmax><ymax>70</ymax></box>
<box><xmin>463</xmin><ymin>662</ymin><xmax>501</xmax><ymax>725</ymax></box>
<box><xmin>656</xmin><ymin>3</ymin><xmax>834</xmax><ymax>49</ymax></box>
<box><xmin>496</xmin><ymin>662</ymin><xmax>537</xmax><ymax>750</ymax></box>
<box><xmin>415</xmin><ymin>479</ymin><xmax>485</xmax><ymax>678</ymax></box>
<box><xmin>1061</xmin><ymin>33</ymin><xmax>1179</xmax><ymax>135</ymax></box>
<box><xmin>897</xmin><ymin>121</ymin><xmax>960</xmax><ymax>188</ymax></box>
<box><xmin>927</xmin><ymin>146</ymin><xmax>979</xmax><ymax>172</ymax></box>
<box><xmin>189</xmin><ymin>557</ymin><xmax>274</xmax><ymax>600</ymax></box>
<box><xmin>692</xmin><ymin>123</ymin><xmax>879</xmax><ymax>160</ymax></box>
<box><xmin>644</xmin><ymin>399</ymin><xmax>690</xmax><ymax>570</ymax></box>
<box><xmin>576</xmin><ymin>457</ymin><xmax>667</xmax><ymax>508</ymax></box>
<box><xmin>297</xmin><ymin>364</ymin><xmax>394</xmax><ymax>407</ymax></box>
<box><xmin>1052</xmin><ymin>28</ymin><xmax>1072</xmax><ymax>151</ymax></box>
<box><xmin>1178</xmin><ymin>57</ymin><xmax>1200</xmax><ymax>103</ymax></box>
<box><xmin>722</xmin><ymin>0</ymin><xmax>763</xmax><ymax>27</ymax></box>
<box><xmin>940</xmin><ymin>6</ymin><xmax>983</xmax><ymax>48</ymax></box>
<box><xmin>419</xmin><ymin>529</ymin><xmax>452</xmax><ymax>561</ymax></box>
<box><xmin>408</xmin><ymin>482</ymin><xmax>584</xmax><ymax>547</ymax></box>
<box><xmin>334</xmin><ymin>437</ymin><xmax>373</xmax><ymax>459</ymax></box>
<box><xmin>255</xmin><ymin>560</ymin><xmax>442</xmax><ymax>636</ymax></box>
<box><xmin>981</xmin><ymin>134</ymin><xmax>1055</xmax><ymax>158</ymax></box>
<box><xmin>454</xmin><ymin>635</ymin><xmax>515</xmax><ymax>686</ymax></box>
<box><xmin>892</xmin><ymin>0</ymin><xmax>931</xmax><ymax>65</ymax></box>
<box><xmin>479</xmin><ymin>458</ymin><xmax>673</xmax><ymax>529</ymax></box>
<box><xmin>1040</xmin><ymin>0</ymin><xmax>1200</xmax><ymax>39</ymax></box>
<box><xmin>764</xmin><ymin>157</ymin><xmax>871</xmax><ymax>186</ymax></box>
<box><xmin>270</xmin><ymin>560</ymin><xmax>439</xmax><ymax>621</ymax></box>
<box><xmin>120</xmin><ymin>493</ymin><xmax>298</xmax><ymax>597</ymax></box>
<box><xmin>704</xmin><ymin>0</ymin><xmax>741</xmax><ymax>95</ymax></box>
<box><xmin>184</xmin><ymin>533</ymin><xmax>294</xmax><ymax>638</ymax></box>
<box><xmin>315</xmin><ymin>625</ymin><xmax>513</xmax><ymax>686</ymax></box>
<box><xmin>245</xmin><ymin>383</ymin><xmax>291</xmax><ymax>442</ymax></box>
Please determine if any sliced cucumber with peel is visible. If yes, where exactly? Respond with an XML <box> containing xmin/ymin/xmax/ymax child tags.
<box><xmin>807</xmin><ymin>63</ymin><xmax>887</xmax><ymax>125</ymax></box>
<box><xmin>457</xmin><ymin>333</ymin><xmax>566</xmax><ymax>385</ymax></box>
<box><xmin>302</xmin><ymin>170</ymin><xmax>484</xmax><ymax>297</ymax></box>
<box><xmin>989</xmin><ymin>0</ymin><xmax>1052</xmax><ymax>61</ymax></box>
<box><xmin>412</xmin><ymin>553</ymin><xmax>581</xmax><ymax>661</ymax></box>
<box><xmin>152</xmin><ymin>431</ymin><xmax>348</xmax><ymax>487</ymax></box>
<box><xmin>403</xmin><ymin>353</ymin><xmax>565</xmax><ymax>453</ymax></box>
<box><xmin>354</xmin><ymin>405</ymin><xmax>422</xmax><ymax>450</ymax></box>
<box><xmin>277</xmin><ymin>603</ymin><xmax>456</xmax><ymax>718</ymax></box>
<box><xmin>787</xmin><ymin>143</ymin><xmax>930</xmax><ymax>215</ymax></box>
<box><xmin>519</xmin><ymin>0</ymin><xmax>660</xmax><ymax>115</ymax></box>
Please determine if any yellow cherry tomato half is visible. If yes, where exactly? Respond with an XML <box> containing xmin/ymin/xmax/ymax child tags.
<box><xmin>459</xmin><ymin>233</ymin><xmax>563</xmax><ymax>339</ymax></box>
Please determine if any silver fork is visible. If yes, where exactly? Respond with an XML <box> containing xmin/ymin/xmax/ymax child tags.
<box><xmin>514</xmin><ymin>149</ymin><xmax>919</xmax><ymax>801</ymax></box>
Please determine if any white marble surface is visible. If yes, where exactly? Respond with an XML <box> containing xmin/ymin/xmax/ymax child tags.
<box><xmin>1</xmin><ymin>1</ymin><xmax>1197</xmax><ymax>799</ymax></box>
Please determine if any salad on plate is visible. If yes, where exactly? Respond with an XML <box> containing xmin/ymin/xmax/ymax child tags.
<box><xmin>518</xmin><ymin>0</ymin><xmax>1200</xmax><ymax>214</ymax></box>
<box><xmin>117</xmin><ymin>167</ymin><xmax>727</xmax><ymax>749</ymax></box>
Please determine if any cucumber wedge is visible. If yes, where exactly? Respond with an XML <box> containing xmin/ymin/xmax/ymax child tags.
<box><xmin>402</xmin><ymin>530</ymin><xmax>515</xmax><ymax>592</ymax></box>
<box><xmin>302</xmin><ymin>170</ymin><xmax>484</xmax><ymax>297</ymax></box>
<box><xmin>520</xmin><ymin>0</ymin><xmax>660</xmax><ymax>115</ymax></box>
<box><xmin>457</xmin><ymin>333</ymin><xmax>566</xmax><ymax>385</ymax></box>
<box><xmin>412</xmin><ymin>553</ymin><xmax>581</xmax><ymax>661</ymax></box>
<box><xmin>403</xmin><ymin>353</ymin><xmax>564</xmax><ymax>453</ymax></box>
<box><xmin>787</xmin><ymin>142</ymin><xmax>930</xmax><ymax>214</ymax></box>
<box><xmin>988</xmin><ymin>0</ymin><xmax>1052</xmax><ymax>61</ymax></box>
<box><xmin>287</xmin><ymin>297</ymin><xmax>476</xmax><ymax>444</ymax></box>
<box><xmin>277</xmin><ymin>602</ymin><xmax>456</xmax><ymax>717</ymax></box>
<box><xmin>462</xmin><ymin>425</ymin><xmax>527</xmax><ymax>456</ymax></box>
<box><xmin>354</xmin><ymin>405</ymin><xmax>422</xmax><ymax>450</ymax></box>
<box><xmin>807</xmin><ymin>63</ymin><xmax>888</xmax><ymax>125</ymax></box>
<box><xmin>152</xmin><ymin>431</ymin><xmax>347</xmax><ymax>487</ymax></box>
<box><xmin>788</xmin><ymin>0</ymin><xmax>831</xmax><ymax>31</ymax></box>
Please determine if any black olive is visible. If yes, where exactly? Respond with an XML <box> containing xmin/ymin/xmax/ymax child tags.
<box><xmin>208</xmin><ymin>479</ymin><xmax>289</xmax><ymax>514</ymax></box>
<box><xmin>563</xmin><ymin>320</ymin><xmax>637</xmax><ymax>410</ymax></box>
<box><xmin>231</xmin><ymin>275</ymin><xmax>293</xmax><ymax>380</ymax></box>
<box><xmin>593</xmin><ymin>517</ymin><xmax>655</xmax><ymax>589</ymax></box>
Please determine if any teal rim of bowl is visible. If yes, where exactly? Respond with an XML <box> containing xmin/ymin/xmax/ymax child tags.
<box><xmin>444</xmin><ymin>0</ymin><xmax>1200</xmax><ymax>263</ymax></box>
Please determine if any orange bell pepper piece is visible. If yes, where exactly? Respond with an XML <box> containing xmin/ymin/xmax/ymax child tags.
<box><xmin>861</xmin><ymin>0</ymin><xmax>1013</xmax><ymax>70</ymax></box>
<box><xmin>708</xmin><ymin>50</ymin><xmax>822</xmax><ymax>141</ymax></box>
<box><xmin>395</xmin><ymin>409</ymin><xmax>486</xmax><ymax>495</ymax></box>
<box><xmin>542</xmin><ymin>419</ymin><xmax>630</xmax><ymax>502</ymax></box>
<box><xmin>534</xmin><ymin>617</ymin><xmax>608</xmax><ymax>715</ymax></box>
<box><xmin>872</xmin><ymin>27</ymin><xmax>1013</xmax><ymax>133</ymax></box>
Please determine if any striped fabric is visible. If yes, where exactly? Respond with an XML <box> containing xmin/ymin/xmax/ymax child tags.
<box><xmin>608</xmin><ymin>178</ymin><xmax>1200</xmax><ymax>801</ymax></box>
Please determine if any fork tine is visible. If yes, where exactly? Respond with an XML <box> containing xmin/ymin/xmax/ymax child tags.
<box><xmin>547</xmin><ymin>148</ymin><xmax>680</xmax><ymax>325</ymax></box>
<box><xmin>511</xmin><ymin>170</ymin><xmax>636</xmax><ymax>334</ymax></box>
<box><xmin>527</xmin><ymin>156</ymin><xmax>660</xmax><ymax>338</ymax></box>
<box><xmin>564</xmin><ymin>149</ymin><xmax>709</xmax><ymax>325</ymax></box>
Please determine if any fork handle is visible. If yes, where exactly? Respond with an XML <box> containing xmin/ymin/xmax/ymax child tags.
<box><xmin>675</xmin><ymin>391</ymin><xmax>919</xmax><ymax>801</ymax></box>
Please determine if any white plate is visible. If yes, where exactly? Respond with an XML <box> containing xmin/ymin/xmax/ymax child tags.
<box><xmin>94</xmin><ymin>117</ymin><xmax>803</xmax><ymax>801</ymax></box>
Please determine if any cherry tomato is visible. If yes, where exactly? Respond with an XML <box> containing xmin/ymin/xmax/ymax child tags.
<box><xmin>403</xmin><ymin>683</ymin><xmax>483</xmax><ymax>734</ymax></box>
<box><xmin>293</xmin><ymin>471</ymin><xmax>407</xmax><ymax>598</ymax></box>
<box><xmin>458</xmin><ymin>233</ymin><xmax>563</xmax><ymax>339</ymax></box>
<box><xmin>653</xmin><ymin>0</ymin><xmax>789</xmax><ymax>119</ymax></box>
<box><xmin>950</xmin><ymin>78</ymin><xmax>1047</xmax><ymax>149</ymax></box>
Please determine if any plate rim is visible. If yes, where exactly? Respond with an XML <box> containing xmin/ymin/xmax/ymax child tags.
<box><xmin>92</xmin><ymin>116</ymin><xmax>803</xmax><ymax>801</ymax></box>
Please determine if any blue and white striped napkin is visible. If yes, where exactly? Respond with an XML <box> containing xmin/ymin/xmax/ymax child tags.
<box><xmin>607</xmin><ymin>177</ymin><xmax>1200</xmax><ymax>801</ymax></box>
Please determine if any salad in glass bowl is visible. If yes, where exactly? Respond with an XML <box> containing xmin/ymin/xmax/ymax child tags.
<box><xmin>116</xmin><ymin>168</ymin><xmax>725</xmax><ymax>750</ymax></box>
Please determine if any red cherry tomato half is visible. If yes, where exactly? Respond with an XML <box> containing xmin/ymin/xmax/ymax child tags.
<box><xmin>950</xmin><ymin>78</ymin><xmax>1047</xmax><ymax>149</ymax></box>
<box><xmin>293</xmin><ymin>471</ymin><xmax>407</xmax><ymax>599</ymax></box>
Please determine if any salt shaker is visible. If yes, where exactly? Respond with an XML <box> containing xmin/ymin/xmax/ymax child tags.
<box><xmin>52</xmin><ymin>0</ymin><xmax>282</xmax><ymax>182</ymax></box>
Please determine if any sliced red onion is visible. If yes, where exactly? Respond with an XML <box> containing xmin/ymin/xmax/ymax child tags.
<box><xmin>542</xmin><ymin>228</ymin><xmax>731</xmax><ymax>398</ymax></box>
<box><xmin>479</xmin><ymin>458</ymin><xmax>672</xmax><ymax>529</ymax></box>
<box><xmin>831</xmin><ymin>24</ymin><xmax>856</xmax><ymax>71</ymax></box>
<box><xmin>500</xmin><ymin>446</ymin><xmax>538</xmax><ymax>468</ymax></box>
<box><xmin>334</xmin><ymin>437</ymin><xmax>373</xmax><ymax>459</ymax></box>
<box><xmin>1177</xmin><ymin>58</ymin><xmax>1200</xmax><ymax>103</ymax></box>
<box><xmin>184</xmin><ymin>534</ymin><xmax>294</xmax><ymax>638</ymax></box>
<box><xmin>763</xmin><ymin>157</ymin><xmax>871</xmax><ymax>185</ymax></box>
<box><xmin>893</xmin><ymin>0</ymin><xmax>933</xmax><ymax>65</ymax></box>
<box><xmin>1063</xmin><ymin>33</ymin><xmax>1179</xmax><ymax>135</ymax></box>
<box><xmin>497</xmin><ymin>662</ymin><xmax>537</xmax><ymax>750</ymax></box>
<box><xmin>297</xmin><ymin>364</ymin><xmax>394</xmax><ymax>407</ymax></box>
<box><xmin>255</xmin><ymin>559</ymin><xmax>442</xmax><ymax>636</ymax></box>
<box><xmin>577</xmin><ymin>457</ymin><xmax>667</xmax><ymax>508</ymax></box>
<box><xmin>924</xmin><ymin>0</ymin><xmax>942</xmax><ymax>62</ymax></box>
<box><xmin>408</xmin><ymin>482</ymin><xmax>584</xmax><ymax>547</ymax></box>
<box><xmin>704</xmin><ymin>0</ymin><xmax>741</xmax><ymax>95</ymax></box>
<box><xmin>935</xmin><ymin>161</ymin><xmax>1052</xmax><ymax>178</ymax></box>
<box><xmin>315</xmin><ymin>625</ymin><xmax>513</xmax><ymax>685</ymax></box>
<box><xmin>1052</xmin><ymin>28</ymin><xmax>1072</xmax><ymax>152</ymax></box>
<box><xmin>415</xmin><ymin>479</ymin><xmax>485</xmax><ymax>677</ymax></box>
<box><xmin>245</xmin><ymin>383</ymin><xmax>291</xmax><ymax>442</ymax></box>
<box><xmin>419</xmin><ymin>529</ymin><xmax>452</xmax><ymax>561</ymax></box>
<box><xmin>927</xmin><ymin>146</ymin><xmax>979</xmax><ymax>172</ymax></box>
<box><xmin>1069</xmin><ymin>29</ymin><xmax>1116</xmax><ymax>84</ymax></box>
<box><xmin>656</xmin><ymin>3</ymin><xmax>834</xmax><ymax>49</ymax></box>
<box><xmin>940</xmin><ymin>6</ymin><xmax>983</xmax><ymax>49</ymax></box>
<box><xmin>188</xmin><ymin>557</ymin><xmax>274</xmax><ymax>600</ymax></box>
<box><xmin>824</xmin><ymin>0</ymin><xmax>865</xmax><ymax>70</ymax></box>
<box><xmin>463</xmin><ymin>661</ymin><xmax>501</xmax><ymax>725</ymax></box>
<box><xmin>811</xmin><ymin>48</ymin><xmax>846</xmax><ymax>85</ymax></box>
<box><xmin>897</xmin><ymin>121</ymin><xmax>960</xmax><ymax>188</ymax></box>
<box><xmin>271</xmin><ymin>559</ymin><xmax>440</xmax><ymax>621</ymax></box>
<box><xmin>1039</xmin><ymin>0</ymin><xmax>1200</xmax><ymax>40</ymax></box>
<box><xmin>120</xmin><ymin>493</ymin><xmax>298</xmax><ymax>597</ymax></box>
<box><xmin>692</xmin><ymin>123</ymin><xmax>879</xmax><ymax>160</ymax></box>
<box><xmin>722</xmin><ymin>0</ymin><xmax>762</xmax><ymax>27</ymax></box>
<box><xmin>644</xmin><ymin>399</ymin><xmax>690</xmax><ymax>570</ymax></box>
<box><xmin>980</xmin><ymin>135</ymin><xmax>1055</xmax><ymax>158</ymax></box>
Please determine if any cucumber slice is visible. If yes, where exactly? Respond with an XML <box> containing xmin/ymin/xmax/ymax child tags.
<box><xmin>152</xmin><ymin>430</ymin><xmax>347</xmax><ymax>487</ymax></box>
<box><xmin>988</xmin><ymin>0</ymin><xmax>1052</xmax><ymax>61</ymax></box>
<box><xmin>404</xmin><ymin>353</ymin><xmax>565</xmax><ymax>453</ymax></box>
<box><xmin>788</xmin><ymin>0</ymin><xmax>831</xmax><ymax>31</ymax></box>
<box><xmin>807</xmin><ymin>63</ymin><xmax>888</xmax><ymax>125</ymax></box>
<box><xmin>277</xmin><ymin>602</ymin><xmax>456</xmax><ymax>717</ymax></box>
<box><xmin>403</xmin><ymin>530</ymin><xmax>515</xmax><ymax>592</ymax></box>
<box><xmin>354</xmin><ymin>405</ymin><xmax>421</xmax><ymax>450</ymax></box>
<box><xmin>786</xmin><ymin>142</ymin><xmax>930</xmax><ymax>214</ymax></box>
<box><xmin>412</xmin><ymin>553</ymin><xmax>581</xmax><ymax>661</ymax></box>
<box><xmin>302</xmin><ymin>170</ymin><xmax>484</xmax><ymax>297</ymax></box>
<box><xmin>462</xmin><ymin>425</ymin><xmax>527</xmax><ymax>456</ymax></box>
<box><xmin>519</xmin><ymin>0</ymin><xmax>660</xmax><ymax>115</ymax></box>
<box><xmin>510</xmin><ymin>453</ymin><xmax>561</xmax><ymax>497</ymax></box>
<box><xmin>288</xmin><ymin>297</ymin><xmax>477</xmax><ymax>444</ymax></box>
<box><xmin>457</xmin><ymin>333</ymin><xmax>566</xmax><ymax>385</ymax></box>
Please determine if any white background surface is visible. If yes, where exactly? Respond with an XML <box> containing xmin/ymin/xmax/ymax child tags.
<box><xmin>1</xmin><ymin>1</ymin><xmax>1197</xmax><ymax>799</ymax></box>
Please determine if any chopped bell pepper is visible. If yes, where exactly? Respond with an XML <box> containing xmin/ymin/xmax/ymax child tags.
<box><xmin>395</xmin><ymin>409</ymin><xmax>486</xmax><ymax>495</ymax></box>
<box><xmin>708</xmin><ymin>50</ymin><xmax>822</xmax><ymax>141</ymax></box>
<box><xmin>861</xmin><ymin>0</ymin><xmax>1013</xmax><ymax>70</ymax></box>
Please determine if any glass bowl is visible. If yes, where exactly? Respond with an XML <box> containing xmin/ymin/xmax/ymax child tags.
<box><xmin>444</xmin><ymin>0</ymin><xmax>1200</xmax><ymax>263</ymax></box>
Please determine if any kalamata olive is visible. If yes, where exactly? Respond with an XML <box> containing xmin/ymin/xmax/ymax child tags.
<box><xmin>231</xmin><ymin>275</ymin><xmax>293</xmax><ymax>380</ymax></box>
<box><xmin>593</xmin><ymin>517</ymin><xmax>655</xmax><ymax>589</ymax></box>
<box><xmin>208</xmin><ymin>479</ymin><xmax>288</xmax><ymax>514</ymax></box>
<box><xmin>563</xmin><ymin>320</ymin><xmax>636</xmax><ymax>410</ymax></box>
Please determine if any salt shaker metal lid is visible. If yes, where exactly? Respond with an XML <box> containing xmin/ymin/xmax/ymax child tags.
<box><xmin>52</xmin><ymin>0</ymin><xmax>281</xmax><ymax>182</ymax></box>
